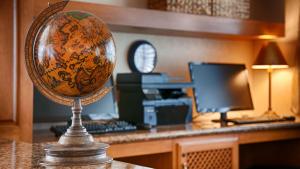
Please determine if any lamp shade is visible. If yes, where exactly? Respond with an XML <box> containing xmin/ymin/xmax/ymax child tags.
<box><xmin>252</xmin><ymin>42</ymin><xmax>289</xmax><ymax>69</ymax></box>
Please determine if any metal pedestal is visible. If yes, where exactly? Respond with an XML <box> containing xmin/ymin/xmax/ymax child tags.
<box><xmin>41</xmin><ymin>99</ymin><xmax>112</xmax><ymax>166</ymax></box>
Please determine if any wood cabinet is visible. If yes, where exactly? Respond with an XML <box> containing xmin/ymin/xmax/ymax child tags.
<box><xmin>108</xmin><ymin>128</ymin><xmax>300</xmax><ymax>169</ymax></box>
<box><xmin>175</xmin><ymin>137</ymin><xmax>239</xmax><ymax>169</ymax></box>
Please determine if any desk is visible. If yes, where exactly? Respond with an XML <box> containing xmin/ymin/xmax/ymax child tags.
<box><xmin>34</xmin><ymin>120</ymin><xmax>300</xmax><ymax>169</ymax></box>
<box><xmin>0</xmin><ymin>139</ymin><xmax>151</xmax><ymax>169</ymax></box>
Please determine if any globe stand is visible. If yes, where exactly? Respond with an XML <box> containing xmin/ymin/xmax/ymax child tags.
<box><xmin>41</xmin><ymin>98</ymin><xmax>112</xmax><ymax>166</ymax></box>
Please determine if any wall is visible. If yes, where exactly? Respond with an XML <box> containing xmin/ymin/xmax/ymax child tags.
<box><xmin>276</xmin><ymin>0</ymin><xmax>299</xmax><ymax>115</ymax></box>
<box><xmin>74</xmin><ymin>0</ymin><xmax>299</xmax><ymax>120</ymax></box>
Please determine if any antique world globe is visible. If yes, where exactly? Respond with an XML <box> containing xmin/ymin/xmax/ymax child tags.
<box><xmin>26</xmin><ymin>10</ymin><xmax>116</xmax><ymax>106</ymax></box>
<box><xmin>25</xmin><ymin>1</ymin><xmax>116</xmax><ymax>166</ymax></box>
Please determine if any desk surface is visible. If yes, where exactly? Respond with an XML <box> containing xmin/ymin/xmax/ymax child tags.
<box><xmin>96</xmin><ymin>120</ymin><xmax>300</xmax><ymax>144</ymax></box>
<box><xmin>30</xmin><ymin>118</ymin><xmax>300</xmax><ymax>169</ymax></box>
<box><xmin>0</xmin><ymin>139</ymin><xmax>151</xmax><ymax>169</ymax></box>
<box><xmin>34</xmin><ymin>117</ymin><xmax>300</xmax><ymax>144</ymax></box>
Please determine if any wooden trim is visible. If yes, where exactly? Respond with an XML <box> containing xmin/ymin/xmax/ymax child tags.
<box><xmin>177</xmin><ymin>137</ymin><xmax>238</xmax><ymax>153</ymax></box>
<box><xmin>238</xmin><ymin>128</ymin><xmax>300</xmax><ymax>144</ymax></box>
<box><xmin>176</xmin><ymin>140</ymin><xmax>183</xmax><ymax>169</ymax></box>
<box><xmin>232</xmin><ymin>141</ymin><xmax>239</xmax><ymax>169</ymax></box>
<box><xmin>12</xmin><ymin>0</ymin><xmax>18</xmax><ymax>122</ymax></box>
<box><xmin>108</xmin><ymin>139</ymin><xmax>173</xmax><ymax>158</ymax></box>
<box><xmin>0</xmin><ymin>124</ymin><xmax>20</xmax><ymax>141</ymax></box>
<box><xmin>172</xmin><ymin>143</ymin><xmax>178</xmax><ymax>169</ymax></box>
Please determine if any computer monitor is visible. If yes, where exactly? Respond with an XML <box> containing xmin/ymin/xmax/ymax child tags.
<box><xmin>189</xmin><ymin>63</ymin><xmax>254</xmax><ymax>125</ymax></box>
<box><xmin>33</xmin><ymin>77</ymin><xmax>118</xmax><ymax>123</ymax></box>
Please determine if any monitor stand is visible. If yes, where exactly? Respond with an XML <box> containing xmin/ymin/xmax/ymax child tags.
<box><xmin>211</xmin><ymin>112</ymin><xmax>228</xmax><ymax>127</ymax></box>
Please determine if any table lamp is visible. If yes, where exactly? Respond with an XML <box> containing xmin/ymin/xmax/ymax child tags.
<box><xmin>252</xmin><ymin>41</ymin><xmax>289</xmax><ymax>117</ymax></box>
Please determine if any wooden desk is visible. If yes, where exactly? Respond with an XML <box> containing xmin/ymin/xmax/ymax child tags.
<box><xmin>33</xmin><ymin>120</ymin><xmax>300</xmax><ymax>169</ymax></box>
<box><xmin>106</xmin><ymin>121</ymin><xmax>300</xmax><ymax>169</ymax></box>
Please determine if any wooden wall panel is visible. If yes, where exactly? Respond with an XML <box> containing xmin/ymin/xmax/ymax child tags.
<box><xmin>17</xmin><ymin>0</ymin><xmax>35</xmax><ymax>142</ymax></box>
<box><xmin>0</xmin><ymin>0</ymin><xmax>15</xmax><ymax>121</ymax></box>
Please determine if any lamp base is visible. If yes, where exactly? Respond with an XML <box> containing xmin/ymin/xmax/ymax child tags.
<box><xmin>260</xmin><ymin>110</ymin><xmax>281</xmax><ymax>119</ymax></box>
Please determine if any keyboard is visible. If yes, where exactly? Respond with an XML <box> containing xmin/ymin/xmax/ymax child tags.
<box><xmin>228</xmin><ymin>116</ymin><xmax>295</xmax><ymax>124</ymax></box>
<box><xmin>50</xmin><ymin>120</ymin><xmax>137</xmax><ymax>137</ymax></box>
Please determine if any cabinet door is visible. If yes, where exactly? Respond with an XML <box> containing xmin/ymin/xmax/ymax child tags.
<box><xmin>176</xmin><ymin>137</ymin><xmax>239</xmax><ymax>169</ymax></box>
<box><xmin>0</xmin><ymin>0</ymin><xmax>15</xmax><ymax>121</ymax></box>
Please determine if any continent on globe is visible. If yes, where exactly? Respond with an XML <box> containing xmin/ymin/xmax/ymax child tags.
<box><xmin>34</xmin><ymin>11</ymin><xmax>116</xmax><ymax>98</ymax></box>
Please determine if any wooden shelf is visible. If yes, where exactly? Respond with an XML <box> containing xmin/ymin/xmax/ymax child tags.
<box><xmin>65</xmin><ymin>2</ymin><xmax>284</xmax><ymax>39</ymax></box>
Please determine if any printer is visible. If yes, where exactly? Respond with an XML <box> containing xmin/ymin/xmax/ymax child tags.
<box><xmin>116</xmin><ymin>73</ymin><xmax>193</xmax><ymax>127</ymax></box>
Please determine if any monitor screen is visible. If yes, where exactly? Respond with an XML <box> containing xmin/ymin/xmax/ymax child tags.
<box><xmin>189</xmin><ymin>63</ymin><xmax>253</xmax><ymax>113</ymax></box>
<box><xmin>33</xmin><ymin>77</ymin><xmax>118</xmax><ymax>123</ymax></box>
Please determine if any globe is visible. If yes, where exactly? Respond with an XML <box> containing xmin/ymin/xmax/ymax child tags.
<box><xmin>25</xmin><ymin>3</ymin><xmax>116</xmax><ymax>166</ymax></box>
<box><xmin>26</xmin><ymin>10</ymin><xmax>116</xmax><ymax>104</ymax></box>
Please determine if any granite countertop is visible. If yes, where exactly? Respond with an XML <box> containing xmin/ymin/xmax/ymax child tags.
<box><xmin>35</xmin><ymin>117</ymin><xmax>300</xmax><ymax>144</ymax></box>
<box><xmin>0</xmin><ymin>139</ymin><xmax>151</xmax><ymax>169</ymax></box>
<box><xmin>93</xmin><ymin>119</ymin><xmax>300</xmax><ymax>144</ymax></box>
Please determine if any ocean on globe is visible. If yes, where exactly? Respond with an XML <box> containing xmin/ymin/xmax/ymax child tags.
<box><xmin>33</xmin><ymin>11</ymin><xmax>116</xmax><ymax>98</ymax></box>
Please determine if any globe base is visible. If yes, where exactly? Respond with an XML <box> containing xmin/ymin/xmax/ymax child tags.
<box><xmin>41</xmin><ymin>142</ymin><xmax>112</xmax><ymax>166</ymax></box>
<box><xmin>41</xmin><ymin>98</ymin><xmax>112</xmax><ymax>166</ymax></box>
